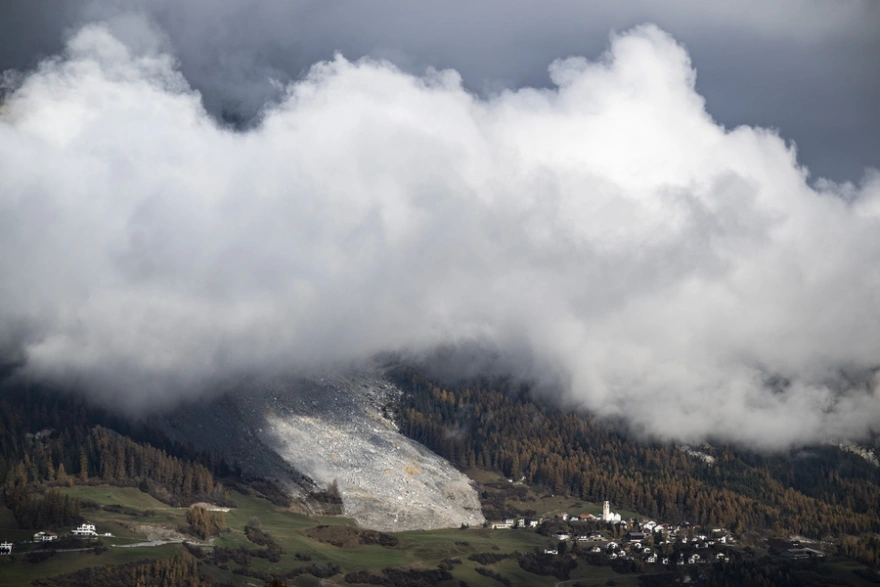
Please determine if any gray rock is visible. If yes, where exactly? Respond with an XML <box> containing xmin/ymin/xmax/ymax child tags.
<box><xmin>156</xmin><ymin>369</ymin><xmax>484</xmax><ymax>531</ymax></box>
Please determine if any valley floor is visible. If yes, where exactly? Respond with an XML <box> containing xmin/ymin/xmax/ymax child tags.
<box><xmin>1</xmin><ymin>483</ymin><xmax>879</xmax><ymax>587</ymax></box>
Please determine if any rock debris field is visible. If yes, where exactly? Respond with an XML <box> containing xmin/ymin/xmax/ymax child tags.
<box><xmin>158</xmin><ymin>370</ymin><xmax>484</xmax><ymax>532</ymax></box>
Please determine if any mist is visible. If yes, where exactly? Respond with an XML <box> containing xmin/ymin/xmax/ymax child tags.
<box><xmin>1</xmin><ymin>17</ymin><xmax>879</xmax><ymax>448</ymax></box>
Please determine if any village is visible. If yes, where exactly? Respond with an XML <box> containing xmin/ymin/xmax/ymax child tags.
<box><xmin>488</xmin><ymin>500</ymin><xmax>824</xmax><ymax>568</ymax></box>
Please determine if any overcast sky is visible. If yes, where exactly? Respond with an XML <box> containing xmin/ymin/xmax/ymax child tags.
<box><xmin>1</xmin><ymin>1</ymin><xmax>879</xmax><ymax>448</ymax></box>
<box><xmin>2</xmin><ymin>0</ymin><xmax>878</xmax><ymax>181</ymax></box>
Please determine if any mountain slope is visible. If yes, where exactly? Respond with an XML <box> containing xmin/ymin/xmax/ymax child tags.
<box><xmin>157</xmin><ymin>371</ymin><xmax>484</xmax><ymax>531</ymax></box>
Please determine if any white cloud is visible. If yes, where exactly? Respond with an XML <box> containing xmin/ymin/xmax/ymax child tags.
<box><xmin>1</xmin><ymin>22</ymin><xmax>878</xmax><ymax>447</ymax></box>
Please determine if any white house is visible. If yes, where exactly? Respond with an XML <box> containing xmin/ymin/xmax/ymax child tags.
<box><xmin>0</xmin><ymin>542</ymin><xmax>12</xmax><ymax>555</ymax></box>
<box><xmin>544</xmin><ymin>549</ymin><xmax>558</xmax><ymax>555</ymax></box>
<box><xmin>490</xmin><ymin>520</ymin><xmax>513</xmax><ymax>530</ymax></box>
<box><xmin>72</xmin><ymin>522</ymin><xmax>97</xmax><ymax>536</ymax></box>
<box><xmin>33</xmin><ymin>531</ymin><xmax>58</xmax><ymax>542</ymax></box>
<box><xmin>552</xmin><ymin>532</ymin><xmax>571</xmax><ymax>541</ymax></box>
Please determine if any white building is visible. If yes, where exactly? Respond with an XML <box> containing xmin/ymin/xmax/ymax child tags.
<box><xmin>33</xmin><ymin>531</ymin><xmax>59</xmax><ymax>542</ymax></box>
<box><xmin>0</xmin><ymin>542</ymin><xmax>12</xmax><ymax>555</ymax></box>
<box><xmin>601</xmin><ymin>501</ymin><xmax>622</xmax><ymax>522</ymax></box>
<box><xmin>552</xmin><ymin>532</ymin><xmax>571</xmax><ymax>541</ymax></box>
<box><xmin>71</xmin><ymin>522</ymin><xmax>97</xmax><ymax>536</ymax></box>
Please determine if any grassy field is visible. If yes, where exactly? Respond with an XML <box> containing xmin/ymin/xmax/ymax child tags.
<box><xmin>0</xmin><ymin>485</ymin><xmax>558</xmax><ymax>586</ymax></box>
<box><xmin>1</xmin><ymin>484</ymin><xmax>876</xmax><ymax>587</ymax></box>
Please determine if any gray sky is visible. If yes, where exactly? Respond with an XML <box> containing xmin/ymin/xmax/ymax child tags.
<box><xmin>1</xmin><ymin>1</ymin><xmax>879</xmax><ymax>448</ymax></box>
<box><xmin>1</xmin><ymin>0</ymin><xmax>878</xmax><ymax>181</ymax></box>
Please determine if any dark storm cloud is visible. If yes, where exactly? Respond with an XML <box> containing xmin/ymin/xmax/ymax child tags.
<box><xmin>1</xmin><ymin>0</ymin><xmax>878</xmax><ymax>180</ymax></box>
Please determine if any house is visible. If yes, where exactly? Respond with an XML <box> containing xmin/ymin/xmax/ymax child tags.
<box><xmin>590</xmin><ymin>546</ymin><xmax>602</xmax><ymax>553</ymax></box>
<box><xmin>490</xmin><ymin>519</ymin><xmax>514</xmax><ymax>530</ymax></box>
<box><xmin>577</xmin><ymin>535</ymin><xmax>590</xmax><ymax>542</ymax></box>
<box><xmin>552</xmin><ymin>532</ymin><xmax>571</xmax><ymax>541</ymax></box>
<box><xmin>688</xmin><ymin>554</ymin><xmax>701</xmax><ymax>564</ymax></box>
<box><xmin>606</xmin><ymin>541</ymin><xmax>619</xmax><ymax>550</ymax></box>
<box><xmin>578</xmin><ymin>513</ymin><xmax>594</xmax><ymax>521</ymax></box>
<box><xmin>516</xmin><ymin>519</ymin><xmax>526</xmax><ymax>528</ymax></box>
<box><xmin>646</xmin><ymin>554</ymin><xmax>657</xmax><ymax>563</ymax></box>
<box><xmin>607</xmin><ymin>552</ymin><xmax>618</xmax><ymax>560</ymax></box>
<box><xmin>33</xmin><ymin>531</ymin><xmax>58</xmax><ymax>542</ymax></box>
<box><xmin>661</xmin><ymin>557</ymin><xmax>670</xmax><ymax>566</ymax></box>
<box><xmin>642</xmin><ymin>521</ymin><xmax>657</xmax><ymax>531</ymax></box>
<box><xmin>544</xmin><ymin>549</ymin><xmax>558</xmax><ymax>555</ymax></box>
<box><xmin>0</xmin><ymin>542</ymin><xmax>12</xmax><ymax>555</ymax></box>
<box><xmin>71</xmin><ymin>522</ymin><xmax>97</xmax><ymax>536</ymax></box>
<box><xmin>626</xmin><ymin>531</ymin><xmax>646</xmax><ymax>542</ymax></box>
<box><xmin>528</xmin><ymin>520</ymin><xmax>539</xmax><ymax>528</ymax></box>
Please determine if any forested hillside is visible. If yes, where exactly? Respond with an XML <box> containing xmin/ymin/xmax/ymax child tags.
<box><xmin>0</xmin><ymin>380</ymin><xmax>232</xmax><ymax>528</ymax></box>
<box><xmin>392</xmin><ymin>368</ymin><xmax>880</xmax><ymax>538</ymax></box>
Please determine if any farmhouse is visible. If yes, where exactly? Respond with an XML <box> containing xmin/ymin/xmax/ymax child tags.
<box><xmin>552</xmin><ymin>532</ymin><xmax>571</xmax><ymax>541</ymax></box>
<box><xmin>626</xmin><ymin>531</ymin><xmax>646</xmax><ymax>542</ymax></box>
<box><xmin>72</xmin><ymin>522</ymin><xmax>97</xmax><ymax>536</ymax></box>
<box><xmin>490</xmin><ymin>519</ymin><xmax>514</xmax><ymax>529</ymax></box>
<box><xmin>33</xmin><ymin>531</ymin><xmax>58</xmax><ymax>542</ymax></box>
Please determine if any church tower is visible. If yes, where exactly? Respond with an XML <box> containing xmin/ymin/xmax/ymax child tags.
<box><xmin>602</xmin><ymin>500</ymin><xmax>610</xmax><ymax>521</ymax></box>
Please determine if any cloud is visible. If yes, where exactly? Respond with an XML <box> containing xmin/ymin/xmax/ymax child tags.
<box><xmin>2</xmin><ymin>1</ymin><xmax>879</xmax><ymax>180</ymax></box>
<box><xmin>1</xmin><ymin>20</ymin><xmax>879</xmax><ymax>447</ymax></box>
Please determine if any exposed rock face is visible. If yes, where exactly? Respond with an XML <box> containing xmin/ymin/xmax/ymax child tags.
<box><xmin>157</xmin><ymin>369</ymin><xmax>484</xmax><ymax>531</ymax></box>
<box><xmin>262</xmin><ymin>373</ymin><xmax>484</xmax><ymax>531</ymax></box>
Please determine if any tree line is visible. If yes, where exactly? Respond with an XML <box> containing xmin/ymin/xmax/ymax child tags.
<box><xmin>391</xmin><ymin>367</ymin><xmax>880</xmax><ymax>538</ymax></box>
<box><xmin>0</xmin><ymin>381</ymin><xmax>227</xmax><ymax>526</ymax></box>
